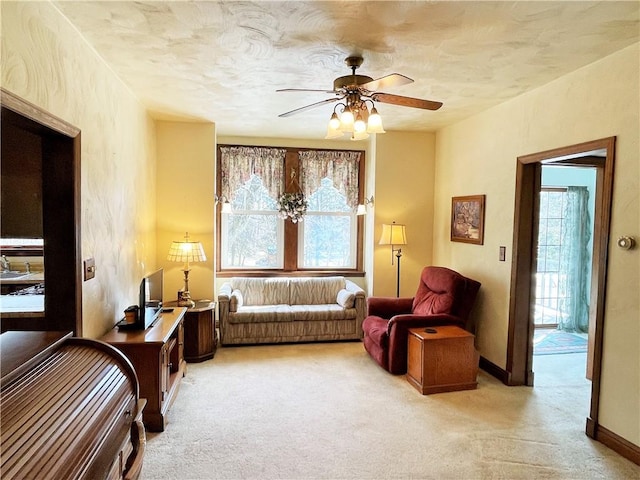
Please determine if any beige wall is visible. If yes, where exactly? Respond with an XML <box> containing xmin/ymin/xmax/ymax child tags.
<box><xmin>372</xmin><ymin>131</ymin><xmax>436</xmax><ymax>297</ymax></box>
<box><xmin>433</xmin><ymin>43</ymin><xmax>640</xmax><ymax>446</ymax></box>
<box><xmin>1</xmin><ymin>2</ymin><xmax>158</xmax><ymax>338</ymax></box>
<box><xmin>156</xmin><ymin>121</ymin><xmax>216</xmax><ymax>303</ymax></box>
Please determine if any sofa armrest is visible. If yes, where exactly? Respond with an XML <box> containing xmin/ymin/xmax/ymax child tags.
<box><xmin>386</xmin><ymin>313</ymin><xmax>466</xmax><ymax>374</ymax></box>
<box><xmin>345</xmin><ymin>280</ymin><xmax>366</xmax><ymax>338</ymax></box>
<box><xmin>366</xmin><ymin>296</ymin><xmax>414</xmax><ymax>319</ymax></box>
<box><xmin>217</xmin><ymin>283</ymin><xmax>233</xmax><ymax>344</ymax></box>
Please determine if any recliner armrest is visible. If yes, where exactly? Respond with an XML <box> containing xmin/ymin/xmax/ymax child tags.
<box><xmin>366</xmin><ymin>296</ymin><xmax>414</xmax><ymax>319</ymax></box>
<box><xmin>386</xmin><ymin>313</ymin><xmax>466</xmax><ymax>374</ymax></box>
<box><xmin>388</xmin><ymin>313</ymin><xmax>464</xmax><ymax>332</ymax></box>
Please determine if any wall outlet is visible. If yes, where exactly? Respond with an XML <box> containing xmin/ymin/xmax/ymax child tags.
<box><xmin>83</xmin><ymin>258</ymin><xmax>96</xmax><ymax>281</ymax></box>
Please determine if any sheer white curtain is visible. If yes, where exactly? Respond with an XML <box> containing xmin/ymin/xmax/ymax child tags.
<box><xmin>557</xmin><ymin>186</ymin><xmax>591</xmax><ymax>333</ymax></box>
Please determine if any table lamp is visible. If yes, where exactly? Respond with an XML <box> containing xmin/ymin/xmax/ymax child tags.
<box><xmin>167</xmin><ymin>232</ymin><xmax>207</xmax><ymax>307</ymax></box>
<box><xmin>379</xmin><ymin>222</ymin><xmax>407</xmax><ymax>297</ymax></box>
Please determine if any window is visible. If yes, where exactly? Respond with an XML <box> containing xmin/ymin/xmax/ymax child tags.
<box><xmin>534</xmin><ymin>188</ymin><xmax>567</xmax><ymax>327</ymax></box>
<box><xmin>217</xmin><ymin>145</ymin><xmax>364</xmax><ymax>274</ymax></box>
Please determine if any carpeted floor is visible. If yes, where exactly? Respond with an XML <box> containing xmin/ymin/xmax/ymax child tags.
<box><xmin>140</xmin><ymin>341</ymin><xmax>639</xmax><ymax>480</ymax></box>
<box><xmin>533</xmin><ymin>330</ymin><xmax>588</xmax><ymax>355</ymax></box>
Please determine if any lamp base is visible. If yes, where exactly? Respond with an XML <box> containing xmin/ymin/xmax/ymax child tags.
<box><xmin>178</xmin><ymin>290</ymin><xmax>195</xmax><ymax>308</ymax></box>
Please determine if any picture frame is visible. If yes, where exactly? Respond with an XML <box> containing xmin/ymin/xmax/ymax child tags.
<box><xmin>451</xmin><ymin>195</ymin><xmax>485</xmax><ymax>245</ymax></box>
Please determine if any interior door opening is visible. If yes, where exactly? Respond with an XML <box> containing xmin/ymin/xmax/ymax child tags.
<box><xmin>507</xmin><ymin>137</ymin><xmax>615</xmax><ymax>442</ymax></box>
<box><xmin>531</xmin><ymin>166</ymin><xmax>597</xmax><ymax>421</ymax></box>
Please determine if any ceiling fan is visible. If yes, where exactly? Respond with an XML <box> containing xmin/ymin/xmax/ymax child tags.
<box><xmin>277</xmin><ymin>56</ymin><xmax>443</xmax><ymax>139</ymax></box>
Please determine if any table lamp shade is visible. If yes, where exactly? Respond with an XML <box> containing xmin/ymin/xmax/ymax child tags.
<box><xmin>167</xmin><ymin>241</ymin><xmax>207</xmax><ymax>263</ymax></box>
<box><xmin>379</xmin><ymin>223</ymin><xmax>407</xmax><ymax>246</ymax></box>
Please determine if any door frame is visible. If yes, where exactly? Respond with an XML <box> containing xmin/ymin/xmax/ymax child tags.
<box><xmin>506</xmin><ymin>136</ymin><xmax>615</xmax><ymax>439</ymax></box>
<box><xmin>1</xmin><ymin>88</ymin><xmax>82</xmax><ymax>335</ymax></box>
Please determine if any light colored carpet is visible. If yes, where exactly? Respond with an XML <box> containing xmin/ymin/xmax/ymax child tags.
<box><xmin>140</xmin><ymin>342</ymin><xmax>639</xmax><ymax>480</ymax></box>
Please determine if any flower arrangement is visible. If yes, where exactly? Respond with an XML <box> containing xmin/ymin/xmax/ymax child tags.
<box><xmin>277</xmin><ymin>192</ymin><xmax>308</xmax><ymax>223</ymax></box>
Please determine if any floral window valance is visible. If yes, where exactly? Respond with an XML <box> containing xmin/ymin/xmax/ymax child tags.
<box><xmin>219</xmin><ymin>146</ymin><xmax>286</xmax><ymax>202</ymax></box>
<box><xmin>299</xmin><ymin>150</ymin><xmax>362</xmax><ymax>209</ymax></box>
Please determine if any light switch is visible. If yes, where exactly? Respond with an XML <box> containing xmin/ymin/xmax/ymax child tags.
<box><xmin>84</xmin><ymin>258</ymin><xmax>96</xmax><ymax>281</ymax></box>
<box><xmin>499</xmin><ymin>246</ymin><xmax>506</xmax><ymax>262</ymax></box>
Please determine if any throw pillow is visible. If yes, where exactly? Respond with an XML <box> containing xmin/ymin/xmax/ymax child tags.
<box><xmin>336</xmin><ymin>289</ymin><xmax>355</xmax><ymax>308</ymax></box>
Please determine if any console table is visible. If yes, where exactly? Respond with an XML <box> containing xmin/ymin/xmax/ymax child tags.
<box><xmin>101</xmin><ymin>308</ymin><xmax>186</xmax><ymax>432</ymax></box>
<box><xmin>406</xmin><ymin>326</ymin><xmax>479</xmax><ymax>395</ymax></box>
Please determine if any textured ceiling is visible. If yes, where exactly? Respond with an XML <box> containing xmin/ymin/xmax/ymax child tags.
<box><xmin>53</xmin><ymin>1</ymin><xmax>639</xmax><ymax>140</ymax></box>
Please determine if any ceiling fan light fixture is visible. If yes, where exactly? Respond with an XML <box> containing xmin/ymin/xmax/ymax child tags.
<box><xmin>328</xmin><ymin>112</ymin><xmax>341</xmax><ymax>130</ymax></box>
<box><xmin>325</xmin><ymin>123</ymin><xmax>343</xmax><ymax>139</ymax></box>
<box><xmin>354</xmin><ymin>113</ymin><xmax>367</xmax><ymax>133</ymax></box>
<box><xmin>351</xmin><ymin>131</ymin><xmax>369</xmax><ymax>141</ymax></box>
<box><xmin>366</xmin><ymin>106</ymin><xmax>386</xmax><ymax>133</ymax></box>
<box><xmin>340</xmin><ymin>106</ymin><xmax>355</xmax><ymax>131</ymax></box>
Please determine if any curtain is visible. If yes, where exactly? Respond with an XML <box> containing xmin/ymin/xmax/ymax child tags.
<box><xmin>298</xmin><ymin>150</ymin><xmax>361</xmax><ymax>209</ymax></box>
<box><xmin>219</xmin><ymin>146</ymin><xmax>286</xmax><ymax>201</ymax></box>
<box><xmin>557</xmin><ymin>186</ymin><xmax>591</xmax><ymax>333</ymax></box>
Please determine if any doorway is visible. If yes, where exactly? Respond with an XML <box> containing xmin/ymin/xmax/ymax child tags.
<box><xmin>506</xmin><ymin>137</ymin><xmax>615</xmax><ymax>441</ymax></box>
<box><xmin>0</xmin><ymin>88</ymin><xmax>82</xmax><ymax>335</ymax></box>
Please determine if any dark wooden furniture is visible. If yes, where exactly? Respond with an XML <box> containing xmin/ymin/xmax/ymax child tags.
<box><xmin>167</xmin><ymin>300</ymin><xmax>217</xmax><ymax>362</ymax></box>
<box><xmin>406</xmin><ymin>325</ymin><xmax>479</xmax><ymax>395</ymax></box>
<box><xmin>0</xmin><ymin>330</ymin><xmax>145</xmax><ymax>480</ymax></box>
<box><xmin>101</xmin><ymin>308</ymin><xmax>187</xmax><ymax>432</ymax></box>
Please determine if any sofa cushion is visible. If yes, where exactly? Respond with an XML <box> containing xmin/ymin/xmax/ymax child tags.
<box><xmin>289</xmin><ymin>277</ymin><xmax>345</xmax><ymax>305</ymax></box>
<box><xmin>229</xmin><ymin>305</ymin><xmax>292</xmax><ymax>324</ymax></box>
<box><xmin>233</xmin><ymin>277</ymin><xmax>289</xmax><ymax>305</ymax></box>
<box><xmin>336</xmin><ymin>289</ymin><xmax>355</xmax><ymax>308</ymax></box>
<box><xmin>289</xmin><ymin>304</ymin><xmax>355</xmax><ymax>321</ymax></box>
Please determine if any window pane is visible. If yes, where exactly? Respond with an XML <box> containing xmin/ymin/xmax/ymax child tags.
<box><xmin>232</xmin><ymin>174</ymin><xmax>278</xmax><ymax>211</ymax></box>
<box><xmin>221</xmin><ymin>213</ymin><xmax>282</xmax><ymax>269</ymax></box>
<box><xmin>300</xmin><ymin>214</ymin><xmax>355</xmax><ymax>268</ymax></box>
<box><xmin>547</xmin><ymin>191</ymin><xmax>564</xmax><ymax>218</ymax></box>
<box><xmin>546</xmin><ymin>218</ymin><xmax>562</xmax><ymax>245</ymax></box>
<box><xmin>307</xmin><ymin>178</ymin><xmax>352</xmax><ymax>213</ymax></box>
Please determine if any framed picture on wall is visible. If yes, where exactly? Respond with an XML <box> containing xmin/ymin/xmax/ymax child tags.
<box><xmin>451</xmin><ymin>195</ymin><xmax>485</xmax><ymax>245</ymax></box>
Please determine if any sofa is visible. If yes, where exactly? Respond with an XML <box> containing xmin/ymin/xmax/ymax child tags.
<box><xmin>218</xmin><ymin>276</ymin><xmax>366</xmax><ymax>345</ymax></box>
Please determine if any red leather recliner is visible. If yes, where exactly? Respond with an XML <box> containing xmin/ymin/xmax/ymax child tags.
<box><xmin>362</xmin><ymin>266</ymin><xmax>481</xmax><ymax>374</ymax></box>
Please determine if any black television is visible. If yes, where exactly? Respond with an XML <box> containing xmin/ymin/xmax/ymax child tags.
<box><xmin>118</xmin><ymin>268</ymin><xmax>164</xmax><ymax>330</ymax></box>
<box><xmin>139</xmin><ymin>268</ymin><xmax>164</xmax><ymax>328</ymax></box>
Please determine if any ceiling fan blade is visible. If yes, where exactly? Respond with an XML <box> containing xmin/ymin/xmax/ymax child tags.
<box><xmin>360</xmin><ymin>73</ymin><xmax>413</xmax><ymax>91</ymax></box>
<box><xmin>277</xmin><ymin>88</ymin><xmax>339</xmax><ymax>95</ymax></box>
<box><xmin>278</xmin><ymin>97</ymin><xmax>340</xmax><ymax>118</ymax></box>
<box><xmin>371</xmin><ymin>92</ymin><xmax>443</xmax><ymax>111</ymax></box>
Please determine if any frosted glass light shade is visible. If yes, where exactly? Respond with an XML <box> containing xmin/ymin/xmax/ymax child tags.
<box><xmin>367</xmin><ymin>107</ymin><xmax>386</xmax><ymax>133</ymax></box>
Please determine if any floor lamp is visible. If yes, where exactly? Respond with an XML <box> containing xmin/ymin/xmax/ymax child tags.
<box><xmin>379</xmin><ymin>222</ymin><xmax>408</xmax><ymax>297</ymax></box>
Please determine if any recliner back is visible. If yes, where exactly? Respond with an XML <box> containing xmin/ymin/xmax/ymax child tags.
<box><xmin>411</xmin><ymin>266</ymin><xmax>481</xmax><ymax>324</ymax></box>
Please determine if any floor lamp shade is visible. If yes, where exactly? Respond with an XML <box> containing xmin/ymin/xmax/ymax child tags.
<box><xmin>379</xmin><ymin>223</ymin><xmax>407</xmax><ymax>247</ymax></box>
<box><xmin>379</xmin><ymin>223</ymin><xmax>408</xmax><ymax>297</ymax></box>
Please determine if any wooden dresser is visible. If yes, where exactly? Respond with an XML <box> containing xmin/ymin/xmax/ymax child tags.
<box><xmin>0</xmin><ymin>331</ymin><xmax>146</xmax><ymax>480</ymax></box>
<box><xmin>101</xmin><ymin>308</ymin><xmax>187</xmax><ymax>432</ymax></box>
